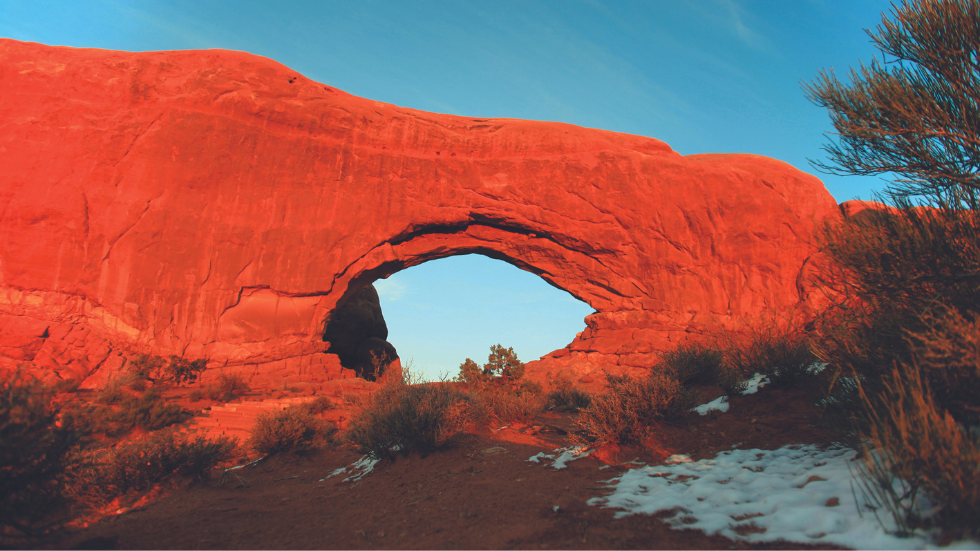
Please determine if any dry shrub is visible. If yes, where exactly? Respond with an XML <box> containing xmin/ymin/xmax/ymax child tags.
<box><xmin>545</xmin><ymin>375</ymin><xmax>592</xmax><ymax>413</ymax></box>
<box><xmin>296</xmin><ymin>395</ymin><xmax>335</xmax><ymax>415</ymax></box>
<box><xmin>344</xmin><ymin>373</ymin><xmax>471</xmax><ymax>460</ymax></box>
<box><xmin>578</xmin><ymin>372</ymin><xmax>696</xmax><ymax>445</ymax></box>
<box><xmin>905</xmin><ymin>307</ymin><xmax>980</xmax><ymax>428</ymax></box>
<box><xmin>813</xmin><ymin>206</ymin><xmax>980</xmax><ymax>539</ymax></box>
<box><xmin>1</xmin><ymin>369</ymin><xmax>83</xmax><ymax>540</ymax></box>
<box><xmin>70</xmin><ymin>432</ymin><xmax>236</xmax><ymax>506</ymax></box>
<box><xmin>470</xmin><ymin>386</ymin><xmax>544</xmax><ymax>425</ymax></box>
<box><xmin>94</xmin><ymin>375</ymin><xmax>128</xmax><ymax>405</ymax></box>
<box><xmin>453</xmin><ymin>345</ymin><xmax>544</xmax><ymax>425</ymax></box>
<box><xmin>192</xmin><ymin>372</ymin><xmax>251</xmax><ymax>403</ymax></box>
<box><xmin>247</xmin><ymin>405</ymin><xmax>337</xmax><ymax>455</ymax></box>
<box><xmin>723</xmin><ymin>325</ymin><xmax>815</xmax><ymax>391</ymax></box>
<box><xmin>854</xmin><ymin>357</ymin><xmax>980</xmax><ymax>539</ymax></box>
<box><xmin>815</xmin><ymin>206</ymin><xmax>980</xmax><ymax>414</ymax></box>
<box><xmin>657</xmin><ymin>342</ymin><xmax>741</xmax><ymax>391</ymax></box>
<box><xmin>112</xmin><ymin>390</ymin><xmax>190</xmax><ymax>432</ymax></box>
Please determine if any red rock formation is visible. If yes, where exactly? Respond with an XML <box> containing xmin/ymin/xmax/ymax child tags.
<box><xmin>0</xmin><ymin>39</ymin><xmax>841</xmax><ymax>387</ymax></box>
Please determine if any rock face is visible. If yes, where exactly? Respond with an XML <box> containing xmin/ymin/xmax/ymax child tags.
<box><xmin>0</xmin><ymin>39</ymin><xmax>841</xmax><ymax>387</ymax></box>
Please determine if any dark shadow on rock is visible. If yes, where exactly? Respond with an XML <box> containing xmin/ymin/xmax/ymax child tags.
<box><xmin>323</xmin><ymin>283</ymin><xmax>399</xmax><ymax>381</ymax></box>
<box><xmin>355</xmin><ymin>336</ymin><xmax>398</xmax><ymax>381</ymax></box>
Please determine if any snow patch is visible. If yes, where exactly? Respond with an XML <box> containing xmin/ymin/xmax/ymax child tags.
<box><xmin>321</xmin><ymin>455</ymin><xmax>380</xmax><ymax>482</ymax></box>
<box><xmin>692</xmin><ymin>395</ymin><xmax>729</xmax><ymax>415</ymax></box>
<box><xmin>740</xmin><ymin>372</ymin><xmax>770</xmax><ymax>395</ymax></box>
<box><xmin>528</xmin><ymin>447</ymin><xmax>592</xmax><ymax>469</ymax></box>
<box><xmin>589</xmin><ymin>444</ymin><xmax>977</xmax><ymax>549</ymax></box>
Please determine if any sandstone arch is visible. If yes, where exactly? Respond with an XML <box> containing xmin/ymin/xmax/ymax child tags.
<box><xmin>0</xmin><ymin>39</ymin><xmax>841</xmax><ymax>386</ymax></box>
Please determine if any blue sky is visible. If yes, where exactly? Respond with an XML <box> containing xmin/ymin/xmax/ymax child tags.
<box><xmin>2</xmin><ymin>0</ymin><xmax>897</xmax><ymax>380</ymax></box>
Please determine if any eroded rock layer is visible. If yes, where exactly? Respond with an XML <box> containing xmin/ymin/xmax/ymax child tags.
<box><xmin>0</xmin><ymin>39</ymin><xmax>841</xmax><ymax>387</ymax></box>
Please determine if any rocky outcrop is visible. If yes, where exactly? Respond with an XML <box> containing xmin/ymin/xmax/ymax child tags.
<box><xmin>0</xmin><ymin>39</ymin><xmax>841</xmax><ymax>386</ymax></box>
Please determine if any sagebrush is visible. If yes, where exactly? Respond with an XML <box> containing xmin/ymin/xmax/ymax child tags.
<box><xmin>545</xmin><ymin>375</ymin><xmax>591</xmax><ymax>413</ymax></box>
<box><xmin>344</xmin><ymin>371</ymin><xmax>470</xmax><ymax>460</ymax></box>
<box><xmin>578</xmin><ymin>372</ymin><xmax>696</xmax><ymax>445</ymax></box>
<box><xmin>70</xmin><ymin>432</ymin><xmax>237</xmax><ymax>506</ymax></box>
<box><xmin>248</xmin><ymin>404</ymin><xmax>336</xmax><ymax>455</ymax></box>
<box><xmin>805</xmin><ymin>0</ymin><xmax>980</xmax><ymax>538</ymax></box>
<box><xmin>1</xmin><ymin>370</ymin><xmax>82</xmax><ymax>539</ymax></box>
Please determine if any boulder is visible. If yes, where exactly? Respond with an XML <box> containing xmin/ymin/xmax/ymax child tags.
<box><xmin>0</xmin><ymin>39</ymin><xmax>842</xmax><ymax>384</ymax></box>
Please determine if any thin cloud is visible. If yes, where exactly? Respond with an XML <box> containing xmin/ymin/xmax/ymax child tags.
<box><xmin>373</xmin><ymin>279</ymin><xmax>406</xmax><ymax>302</ymax></box>
<box><xmin>718</xmin><ymin>0</ymin><xmax>763</xmax><ymax>46</ymax></box>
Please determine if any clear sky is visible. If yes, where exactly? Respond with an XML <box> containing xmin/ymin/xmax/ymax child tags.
<box><xmin>2</xmin><ymin>0</ymin><xmax>897</xmax><ymax>380</ymax></box>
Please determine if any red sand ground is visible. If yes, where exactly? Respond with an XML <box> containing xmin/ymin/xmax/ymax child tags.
<box><xmin>48</xmin><ymin>385</ymin><xmax>850</xmax><ymax>550</ymax></box>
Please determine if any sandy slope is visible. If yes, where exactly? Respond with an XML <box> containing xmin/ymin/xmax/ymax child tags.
<box><xmin>50</xmin><ymin>384</ymin><xmax>866</xmax><ymax>550</ymax></box>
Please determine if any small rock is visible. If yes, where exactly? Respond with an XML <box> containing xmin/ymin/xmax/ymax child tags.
<box><xmin>480</xmin><ymin>446</ymin><xmax>508</xmax><ymax>456</ymax></box>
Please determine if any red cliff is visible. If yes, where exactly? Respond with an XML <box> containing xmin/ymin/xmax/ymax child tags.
<box><xmin>0</xmin><ymin>39</ymin><xmax>841</xmax><ymax>387</ymax></box>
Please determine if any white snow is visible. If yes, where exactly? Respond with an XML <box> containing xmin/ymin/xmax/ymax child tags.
<box><xmin>740</xmin><ymin>372</ymin><xmax>770</xmax><ymax>395</ymax></box>
<box><xmin>589</xmin><ymin>444</ymin><xmax>978</xmax><ymax>550</ymax></box>
<box><xmin>224</xmin><ymin>456</ymin><xmax>265</xmax><ymax>471</ymax></box>
<box><xmin>665</xmin><ymin>454</ymin><xmax>692</xmax><ymax>464</ymax></box>
<box><xmin>692</xmin><ymin>395</ymin><xmax>729</xmax><ymax>415</ymax></box>
<box><xmin>527</xmin><ymin>446</ymin><xmax>592</xmax><ymax>469</ymax></box>
<box><xmin>526</xmin><ymin>451</ymin><xmax>554</xmax><ymax>464</ymax></box>
<box><xmin>809</xmin><ymin>362</ymin><xmax>829</xmax><ymax>374</ymax></box>
<box><xmin>320</xmin><ymin>455</ymin><xmax>380</xmax><ymax>482</ymax></box>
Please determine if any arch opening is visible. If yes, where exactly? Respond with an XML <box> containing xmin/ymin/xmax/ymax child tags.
<box><xmin>373</xmin><ymin>254</ymin><xmax>594</xmax><ymax>382</ymax></box>
<box><xmin>315</xmin><ymin>222</ymin><xmax>612</xmax><ymax>382</ymax></box>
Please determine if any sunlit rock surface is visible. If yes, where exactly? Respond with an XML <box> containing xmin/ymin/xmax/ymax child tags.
<box><xmin>0</xmin><ymin>39</ymin><xmax>840</xmax><ymax>387</ymax></box>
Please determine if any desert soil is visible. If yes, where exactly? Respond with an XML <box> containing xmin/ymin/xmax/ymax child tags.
<box><xmin>54</xmin><ymin>387</ymin><xmax>847</xmax><ymax>550</ymax></box>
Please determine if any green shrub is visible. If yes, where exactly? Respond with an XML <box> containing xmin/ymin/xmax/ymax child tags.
<box><xmin>124</xmin><ymin>391</ymin><xmax>189</xmax><ymax>431</ymax></box>
<box><xmin>578</xmin><ymin>372</ymin><xmax>697</xmax><ymax>445</ymax></box>
<box><xmin>215</xmin><ymin>372</ymin><xmax>250</xmax><ymax>401</ymax></box>
<box><xmin>344</xmin><ymin>373</ymin><xmax>470</xmax><ymax>460</ymax></box>
<box><xmin>456</xmin><ymin>344</ymin><xmax>526</xmax><ymax>388</ymax></box>
<box><xmin>816</xmin><ymin>207</ymin><xmax>980</xmax><ymax>407</ymax></box>
<box><xmin>71</xmin><ymin>432</ymin><xmax>236</xmax><ymax>504</ymax></box>
<box><xmin>803</xmin><ymin>0</ymin><xmax>980</xmax><ymax>539</ymax></box>
<box><xmin>165</xmin><ymin>356</ymin><xmax>207</xmax><ymax>386</ymax></box>
<box><xmin>125</xmin><ymin>354</ymin><xmax>207</xmax><ymax>387</ymax></box>
<box><xmin>127</xmin><ymin>354</ymin><xmax>165</xmax><ymax>382</ymax></box>
<box><xmin>545</xmin><ymin>375</ymin><xmax>592</xmax><ymax>413</ymax></box>
<box><xmin>1</xmin><ymin>370</ymin><xmax>83</xmax><ymax>539</ymax></box>
<box><xmin>247</xmin><ymin>405</ymin><xmax>336</xmax><ymax>455</ymax></box>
